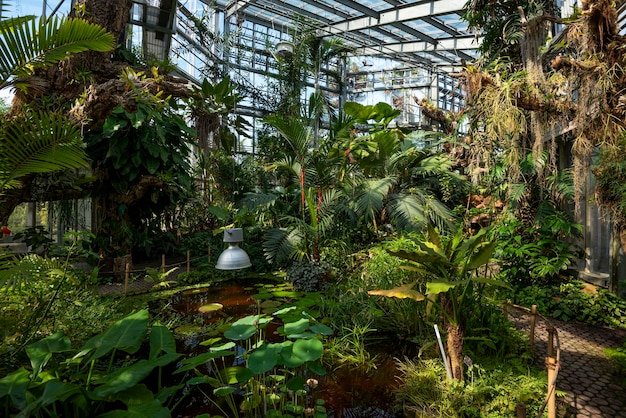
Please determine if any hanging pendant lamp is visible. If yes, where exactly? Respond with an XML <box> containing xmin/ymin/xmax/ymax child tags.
<box><xmin>215</xmin><ymin>228</ymin><xmax>252</xmax><ymax>270</ymax></box>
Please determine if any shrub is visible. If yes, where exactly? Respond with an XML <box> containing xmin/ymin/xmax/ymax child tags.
<box><xmin>394</xmin><ymin>358</ymin><xmax>546</xmax><ymax>417</ymax></box>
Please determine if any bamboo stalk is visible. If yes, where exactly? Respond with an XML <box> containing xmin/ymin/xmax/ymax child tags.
<box><xmin>187</xmin><ymin>250</ymin><xmax>190</xmax><ymax>273</ymax></box>
<box><xmin>161</xmin><ymin>254</ymin><xmax>166</xmax><ymax>273</ymax></box>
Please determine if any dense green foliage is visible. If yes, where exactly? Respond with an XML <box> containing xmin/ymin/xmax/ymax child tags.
<box><xmin>85</xmin><ymin>95</ymin><xmax>195</xmax><ymax>257</ymax></box>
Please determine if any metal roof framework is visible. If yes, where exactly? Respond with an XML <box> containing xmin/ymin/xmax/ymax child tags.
<box><xmin>219</xmin><ymin>0</ymin><xmax>481</xmax><ymax>72</ymax></box>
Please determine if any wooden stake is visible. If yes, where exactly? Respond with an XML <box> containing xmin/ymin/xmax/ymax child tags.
<box><xmin>516</xmin><ymin>403</ymin><xmax>526</xmax><ymax>418</ymax></box>
<box><xmin>161</xmin><ymin>254</ymin><xmax>166</xmax><ymax>273</ymax></box>
<box><xmin>187</xmin><ymin>250</ymin><xmax>190</xmax><ymax>273</ymax></box>
<box><xmin>529</xmin><ymin>304</ymin><xmax>537</xmax><ymax>355</ymax></box>
<box><xmin>208</xmin><ymin>246</ymin><xmax>211</xmax><ymax>264</ymax></box>
<box><xmin>546</xmin><ymin>356</ymin><xmax>557</xmax><ymax>418</ymax></box>
<box><xmin>124</xmin><ymin>263</ymin><xmax>130</xmax><ymax>294</ymax></box>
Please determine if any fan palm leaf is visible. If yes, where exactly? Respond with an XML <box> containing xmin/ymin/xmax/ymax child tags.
<box><xmin>0</xmin><ymin>16</ymin><xmax>114</xmax><ymax>89</ymax></box>
<box><xmin>352</xmin><ymin>177</ymin><xmax>395</xmax><ymax>225</ymax></box>
<box><xmin>263</xmin><ymin>224</ymin><xmax>304</xmax><ymax>264</ymax></box>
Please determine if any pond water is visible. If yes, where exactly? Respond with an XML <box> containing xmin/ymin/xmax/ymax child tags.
<box><xmin>160</xmin><ymin>279</ymin><xmax>404</xmax><ymax>418</ymax></box>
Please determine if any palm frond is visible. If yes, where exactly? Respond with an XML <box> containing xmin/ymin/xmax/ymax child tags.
<box><xmin>262</xmin><ymin>227</ymin><xmax>303</xmax><ymax>264</ymax></box>
<box><xmin>0</xmin><ymin>253</ymin><xmax>69</xmax><ymax>293</ymax></box>
<box><xmin>238</xmin><ymin>192</ymin><xmax>278</xmax><ymax>211</ymax></box>
<box><xmin>387</xmin><ymin>193</ymin><xmax>428</xmax><ymax>230</ymax></box>
<box><xmin>353</xmin><ymin>177</ymin><xmax>395</xmax><ymax>223</ymax></box>
<box><xmin>0</xmin><ymin>112</ymin><xmax>88</xmax><ymax>190</ymax></box>
<box><xmin>262</xmin><ymin>114</ymin><xmax>312</xmax><ymax>158</ymax></box>
<box><xmin>411</xmin><ymin>154</ymin><xmax>456</xmax><ymax>177</ymax></box>
<box><xmin>0</xmin><ymin>16</ymin><xmax>114</xmax><ymax>88</ymax></box>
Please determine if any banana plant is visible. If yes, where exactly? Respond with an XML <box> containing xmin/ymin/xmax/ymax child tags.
<box><xmin>368</xmin><ymin>226</ymin><xmax>507</xmax><ymax>381</ymax></box>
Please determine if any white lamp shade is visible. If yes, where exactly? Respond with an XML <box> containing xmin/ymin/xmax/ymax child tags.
<box><xmin>215</xmin><ymin>228</ymin><xmax>251</xmax><ymax>270</ymax></box>
<box><xmin>215</xmin><ymin>243</ymin><xmax>252</xmax><ymax>270</ymax></box>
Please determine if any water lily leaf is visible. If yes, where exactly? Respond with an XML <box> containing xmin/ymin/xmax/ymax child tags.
<box><xmin>210</xmin><ymin>341</ymin><xmax>236</xmax><ymax>352</ymax></box>
<box><xmin>199</xmin><ymin>337</ymin><xmax>222</xmax><ymax>347</ymax></box>
<box><xmin>224</xmin><ymin>322</ymin><xmax>257</xmax><ymax>340</ymax></box>
<box><xmin>198</xmin><ymin>303</ymin><xmax>223</xmax><ymax>313</ymax></box>
<box><xmin>368</xmin><ymin>282</ymin><xmax>425</xmax><ymax>301</ymax></box>
<box><xmin>248</xmin><ymin>344</ymin><xmax>278</xmax><ymax>374</ymax></box>
<box><xmin>173</xmin><ymin>324</ymin><xmax>202</xmax><ymax>335</ymax></box>
<box><xmin>284</xmin><ymin>318</ymin><xmax>310</xmax><ymax>335</ymax></box>
<box><xmin>274</xmin><ymin>306</ymin><xmax>297</xmax><ymax>316</ymax></box>
<box><xmin>292</xmin><ymin>338</ymin><xmax>323</xmax><ymax>362</ymax></box>
<box><xmin>310</xmin><ymin>323</ymin><xmax>333</xmax><ymax>336</ymax></box>
<box><xmin>286</xmin><ymin>376</ymin><xmax>306</xmax><ymax>391</ymax></box>
<box><xmin>273</xmin><ymin>290</ymin><xmax>300</xmax><ymax>298</ymax></box>
<box><xmin>287</xmin><ymin>332</ymin><xmax>317</xmax><ymax>339</ymax></box>
<box><xmin>306</xmin><ymin>360</ymin><xmax>327</xmax><ymax>375</ymax></box>
<box><xmin>278</xmin><ymin>341</ymin><xmax>304</xmax><ymax>367</ymax></box>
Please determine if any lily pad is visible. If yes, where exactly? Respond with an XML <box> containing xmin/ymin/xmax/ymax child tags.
<box><xmin>198</xmin><ymin>303</ymin><xmax>223</xmax><ymax>313</ymax></box>
<box><xmin>310</xmin><ymin>323</ymin><xmax>333</xmax><ymax>336</ymax></box>
<box><xmin>292</xmin><ymin>338</ymin><xmax>323</xmax><ymax>362</ymax></box>
<box><xmin>174</xmin><ymin>324</ymin><xmax>202</xmax><ymax>335</ymax></box>
<box><xmin>210</xmin><ymin>341</ymin><xmax>235</xmax><ymax>352</ymax></box>
<box><xmin>248</xmin><ymin>344</ymin><xmax>279</xmax><ymax>374</ymax></box>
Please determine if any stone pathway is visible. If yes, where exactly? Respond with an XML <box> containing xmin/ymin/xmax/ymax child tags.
<box><xmin>509</xmin><ymin>308</ymin><xmax>626</xmax><ymax>417</ymax></box>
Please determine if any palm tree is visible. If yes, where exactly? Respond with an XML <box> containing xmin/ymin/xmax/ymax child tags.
<box><xmin>0</xmin><ymin>5</ymin><xmax>114</xmax><ymax>221</ymax></box>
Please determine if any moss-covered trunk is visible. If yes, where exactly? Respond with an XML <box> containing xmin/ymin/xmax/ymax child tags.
<box><xmin>446</xmin><ymin>322</ymin><xmax>464</xmax><ymax>381</ymax></box>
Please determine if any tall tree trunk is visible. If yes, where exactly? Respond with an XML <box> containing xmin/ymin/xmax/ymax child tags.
<box><xmin>446</xmin><ymin>322</ymin><xmax>465</xmax><ymax>381</ymax></box>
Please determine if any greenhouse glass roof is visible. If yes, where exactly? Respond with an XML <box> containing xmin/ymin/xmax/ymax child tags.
<box><xmin>215</xmin><ymin>0</ymin><xmax>480</xmax><ymax>71</ymax></box>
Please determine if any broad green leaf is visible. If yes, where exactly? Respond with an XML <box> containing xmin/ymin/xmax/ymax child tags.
<box><xmin>97</xmin><ymin>399</ymin><xmax>169</xmax><ymax>418</ymax></box>
<box><xmin>368</xmin><ymin>282</ymin><xmax>425</xmax><ymax>301</ymax></box>
<box><xmin>426</xmin><ymin>280</ymin><xmax>456</xmax><ymax>295</ymax></box>
<box><xmin>277</xmin><ymin>341</ymin><xmax>304</xmax><ymax>367</ymax></box>
<box><xmin>17</xmin><ymin>380</ymin><xmax>82</xmax><ymax>417</ymax></box>
<box><xmin>174</xmin><ymin>350</ymin><xmax>233</xmax><ymax>373</ymax></box>
<box><xmin>248</xmin><ymin>344</ymin><xmax>279</xmax><ymax>374</ymax></box>
<box><xmin>224</xmin><ymin>324</ymin><xmax>257</xmax><ymax>340</ymax></box>
<box><xmin>464</xmin><ymin>240</ymin><xmax>497</xmax><ymax>271</ymax></box>
<box><xmin>149</xmin><ymin>322</ymin><xmax>176</xmax><ymax>360</ymax></box>
<box><xmin>309</xmin><ymin>323</ymin><xmax>333</xmax><ymax>336</ymax></box>
<box><xmin>76</xmin><ymin>310</ymin><xmax>149</xmax><ymax>361</ymax></box>
<box><xmin>284</xmin><ymin>318</ymin><xmax>310</xmax><ymax>335</ymax></box>
<box><xmin>93</xmin><ymin>353</ymin><xmax>180</xmax><ymax>398</ymax></box>
<box><xmin>210</xmin><ymin>342</ymin><xmax>236</xmax><ymax>352</ymax></box>
<box><xmin>219</xmin><ymin>366</ymin><xmax>253</xmax><ymax>384</ymax></box>
<box><xmin>306</xmin><ymin>360</ymin><xmax>327</xmax><ymax>375</ymax></box>
<box><xmin>214</xmin><ymin>386</ymin><xmax>237</xmax><ymax>396</ymax></box>
<box><xmin>292</xmin><ymin>338</ymin><xmax>323</xmax><ymax>362</ymax></box>
<box><xmin>26</xmin><ymin>331</ymin><xmax>71</xmax><ymax>378</ymax></box>
<box><xmin>286</xmin><ymin>376</ymin><xmax>306</xmax><ymax>391</ymax></box>
<box><xmin>0</xmin><ymin>368</ymin><xmax>30</xmax><ymax>409</ymax></box>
